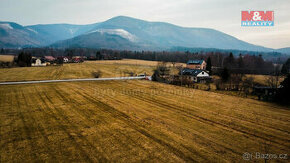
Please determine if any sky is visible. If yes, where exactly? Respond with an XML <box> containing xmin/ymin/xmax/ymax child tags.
<box><xmin>0</xmin><ymin>0</ymin><xmax>289</xmax><ymax>49</ymax></box>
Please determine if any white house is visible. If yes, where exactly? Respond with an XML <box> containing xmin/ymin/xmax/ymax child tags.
<box><xmin>181</xmin><ymin>68</ymin><xmax>211</xmax><ymax>83</ymax></box>
<box><xmin>32</xmin><ymin>59</ymin><xmax>46</xmax><ymax>67</ymax></box>
<box><xmin>63</xmin><ymin>57</ymin><xmax>69</xmax><ymax>63</ymax></box>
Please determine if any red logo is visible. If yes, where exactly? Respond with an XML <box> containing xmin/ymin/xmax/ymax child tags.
<box><xmin>241</xmin><ymin>11</ymin><xmax>274</xmax><ymax>26</ymax></box>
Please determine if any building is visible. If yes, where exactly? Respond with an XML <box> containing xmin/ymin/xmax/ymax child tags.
<box><xmin>72</xmin><ymin>56</ymin><xmax>84</xmax><ymax>63</ymax></box>
<box><xmin>44</xmin><ymin>56</ymin><xmax>56</xmax><ymax>62</ymax></box>
<box><xmin>181</xmin><ymin>68</ymin><xmax>211</xmax><ymax>83</ymax></box>
<box><xmin>186</xmin><ymin>60</ymin><xmax>206</xmax><ymax>70</ymax></box>
<box><xmin>63</xmin><ymin>57</ymin><xmax>69</xmax><ymax>63</ymax></box>
<box><xmin>57</xmin><ymin>56</ymin><xmax>69</xmax><ymax>63</ymax></box>
<box><xmin>32</xmin><ymin>59</ymin><xmax>46</xmax><ymax>67</ymax></box>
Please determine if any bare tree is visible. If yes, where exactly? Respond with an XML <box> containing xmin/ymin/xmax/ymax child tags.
<box><xmin>265</xmin><ymin>66</ymin><xmax>281</xmax><ymax>88</ymax></box>
<box><xmin>176</xmin><ymin>65</ymin><xmax>184</xmax><ymax>86</ymax></box>
<box><xmin>242</xmin><ymin>76</ymin><xmax>254</xmax><ymax>97</ymax></box>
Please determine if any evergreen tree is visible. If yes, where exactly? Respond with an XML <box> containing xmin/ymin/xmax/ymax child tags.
<box><xmin>17</xmin><ymin>52</ymin><xmax>32</xmax><ymax>67</ymax></box>
<box><xmin>237</xmin><ymin>54</ymin><xmax>244</xmax><ymax>68</ymax></box>
<box><xmin>96</xmin><ymin>51</ymin><xmax>103</xmax><ymax>60</ymax></box>
<box><xmin>275</xmin><ymin>74</ymin><xmax>290</xmax><ymax>105</ymax></box>
<box><xmin>66</xmin><ymin>50</ymin><xmax>74</xmax><ymax>58</ymax></box>
<box><xmin>224</xmin><ymin>52</ymin><xmax>235</xmax><ymax>69</ymax></box>
<box><xmin>281</xmin><ymin>58</ymin><xmax>290</xmax><ymax>75</ymax></box>
<box><xmin>206</xmin><ymin>57</ymin><xmax>212</xmax><ymax>75</ymax></box>
<box><xmin>221</xmin><ymin>67</ymin><xmax>230</xmax><ymax>82</ymax></box>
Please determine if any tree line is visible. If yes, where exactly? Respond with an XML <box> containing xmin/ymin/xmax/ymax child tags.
<box><xmin>1</xmin><ymin>48</ymin><xmax>289</xmax><ymax>76</ymax></box>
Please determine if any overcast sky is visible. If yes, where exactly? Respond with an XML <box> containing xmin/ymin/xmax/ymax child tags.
<box><xmin>0</xmin><ymin>0</ymin><xmax>289</xmax><ymax>49</ymax></box>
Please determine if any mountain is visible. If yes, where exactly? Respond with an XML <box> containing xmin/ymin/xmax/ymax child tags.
<box><xmin>52</xmin><ymin>31</ymin><xmax>141</xmax><ymax>50</ymax></box>
<box><xmin>0</xmin><ymin>16</ymin><xmax>283</xmax><ymax>52</ymax></box>
<box><xmin>0</xmin><ymin>22</ymin><xmax>44</xmax><ymax>48</ymax></box>
<box><xmin>0</xmin><ymin>22</ymin><xmax>99</xmax><ymax>48</ymax></box>
<box><xmin>52</xmin><ymin>16</ymin><xmax>272</xmax><ymax>51</ymax></box>
<box><xmin>276</xmin><ymin>47</ymin><xmax>290</xmax><ymax>55</ymax></box>
<box><xmin>26</xmin><ymin>23</ymin><xmax>99</xmax><ymax>45</ymax></box>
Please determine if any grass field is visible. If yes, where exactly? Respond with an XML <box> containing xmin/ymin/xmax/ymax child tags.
<box><xmin>0</xmin><ymin>60</ymin><xmax>289</xmax><ymax>162</ymax></box>
<box><xmin>0</xmin><ymin>59</ymin><xmax>159</xmax><ymax>82</ymax></box>
<box><xmin>0</xmin><ymin>80</ymin><xmax>289</xmax><ymax>162</ymax></box>
<box><xmin>0</xmin><ymin>55</ymin><xmax>14</xmax><ymax>63</ymax></box>
<box><xmin>246</xmin><ymin>74</ymin><xmax>285</xmax><ymax>86</ymax></box>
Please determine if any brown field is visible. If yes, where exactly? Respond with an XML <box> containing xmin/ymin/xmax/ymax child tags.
<box><xmin>246</xmin><ymin>74</ymin><xmax>285</xmax><ymax>86</ymax></box>
<box><xmin>0</xmin><ymin>55</ymin><xmax>14</xmax><ymax>63</ymax></box>
<box><xmin>0</xmin><ymin>59</ymin><xmax>158</xmax><ymax>82</ymax></box>
<box><xmin>0</xmin><ymin>80</ymin><xmax>289</xmax><ymax>162</ymax></box>
<box><xmin>92</xmin><ymin>59</ymin><xmax>161</xmax><ymax>66</ymax></box>
<box><xmin>0</xmin><ymin>60</ymin><xmax>289</xmax><ymax>162</ymax></box>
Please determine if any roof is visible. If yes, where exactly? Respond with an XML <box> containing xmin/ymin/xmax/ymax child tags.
<box><xmin>32</xmin><ymin>58</ymin><xmax>45</xmax><ymax>63</ymax></box>
<box><xmin>187</xmin><ymin>60</ymin><xmax>204</xmax><ymax>65</ymax></box>
<box><xmin>181</xmin><ymin>68</ymin><xmax>205</xmax><ymax>76</ymax></box>
<box><xmin>44</xmin><ymin>56</ymin><xmax>55</xmax><ymax>61</ymax></box>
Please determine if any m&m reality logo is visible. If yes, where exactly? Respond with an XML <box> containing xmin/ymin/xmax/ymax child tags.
<box><xmin>241</xmin><ymin>11</ymin><xmax>274</xmax><ymax>26</ymax></box>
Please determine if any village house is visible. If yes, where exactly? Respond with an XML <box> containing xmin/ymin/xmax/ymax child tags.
<box><xmin>186</xmin><ymin>60</ymin><xmax>207</xmax><ymax>70</ymax></box>
<box><xmin>32</xmin><ymin>58</ymin><xmax>46</xmax><ymax>67</ymax></box>
<box><xmin>57</xmin><ymin>56</ymin><xmax>70</xmax><ymax>63</ymax></box>
<box><xmin>71</xmin><ymin>56</ymin><xmax>84</xmax><ymax>63</ymax></box>
<box><xmin>44</xmin><ymin>56</ymin><xmax>56</xmax><ymax>62</ymax></box>
<box><xmin>63</xmin><ymin>57</ymin><xmax>69</xmax><ymax>63</ymax></box>
<box><xmin>181</xmin><ymin>68</ymin><xmax>211</xmax><ymax>83</ymax></box>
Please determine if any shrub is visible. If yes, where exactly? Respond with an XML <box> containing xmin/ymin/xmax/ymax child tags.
<box><xmin>92</xmin><ymin>70</ymin><xmax>102</xmax><ymax>78</ymax></box>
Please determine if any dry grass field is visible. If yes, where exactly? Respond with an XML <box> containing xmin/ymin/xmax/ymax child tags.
<box><xmin>0</xmin><ymin>59</ymin><xmax>158</xmax><ymax>82</ymax></box>
<box><xmin>246</xmin><ymin>74</ymin><xmax>285</xmax><ymax>86</ymax></box>
<box><xmin>0</xmin><ymin>55</ymin><xmax>14</xmax><ymax>63</ymax></box>
<box><xmin>0</xmin><ymin>80</ymin><xmax>289</xmax><ymax>162</ymax></box>
<box><xmin>0</xmin><ymin>60</ymin><xmax>289</xmax><ymax>162</ymax></box>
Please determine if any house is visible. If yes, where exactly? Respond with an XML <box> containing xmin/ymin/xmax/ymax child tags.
<box><xmin>72</xmin><ymin>58</ymin><xmax>81</xmax><ymax>63</ymax></box>
<box><xmin>186</xmin><ymin>60</ymin><xmax>206</xmax><ymax>70</ymax></box>
<box><xmin>181</xmin><ymin>68</ymin><xmax>211</xmax><ymax>83</ymax></box>
<box><xmin>58</xmin><ymin>56</ymin><xmax>69</xmax><ymax>63</ymax></box>
<box><xmin>32</xmin><ymin>59</ymin><xmax>46</xmax><ymax>67</ymax></box>
<box><xmin>72</xmin><ymin>56</ymin><xmax>84</xmax><ymax>63</ymax></box>
<box><xmin>63</xmin><ymin>57</ymin><xmax>69</xmax><ymax>63</ymax></box>
<box><xmin>56</xmin><ymin>56</ymin><xmax>71</xmax><ymax>63</ymax></box>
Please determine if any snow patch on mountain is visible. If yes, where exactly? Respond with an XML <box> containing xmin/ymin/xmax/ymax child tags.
<box><xmin>0</xmin><ymin>23</ymin><xmax>13</xmax><ymax>30</ymax></box>
<box><xmin>69</xmin><ymin>28</ymin><xmax>76</xmax><ymax>35</ymax></box>
<box><xmin>89</xmin><ymin>29</ymin><xmax>137</xmax><ymax>42</ymax></box>
<box><xmin>27</xmin><ymin>28</ymin><xmax>38</xmax><ymax>34</ymax></box>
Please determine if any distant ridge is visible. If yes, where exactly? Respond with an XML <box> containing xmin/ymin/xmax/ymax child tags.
<box><xmin>0</xmin><ymin>16</ymin><xmax>287</xmax><ymax>54</ymax></box>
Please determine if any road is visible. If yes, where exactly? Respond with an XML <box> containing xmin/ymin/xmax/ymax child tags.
<box><xmin>0</xmin><ymin>76</ymin><xmax>146</xmax><ymax>85</ymax></box>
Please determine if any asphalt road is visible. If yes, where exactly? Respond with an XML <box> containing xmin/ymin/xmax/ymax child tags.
<box><xmin>0</xmin><ymin>76</ymin><xmax>146</xmax><ymax>85</ymax></box>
